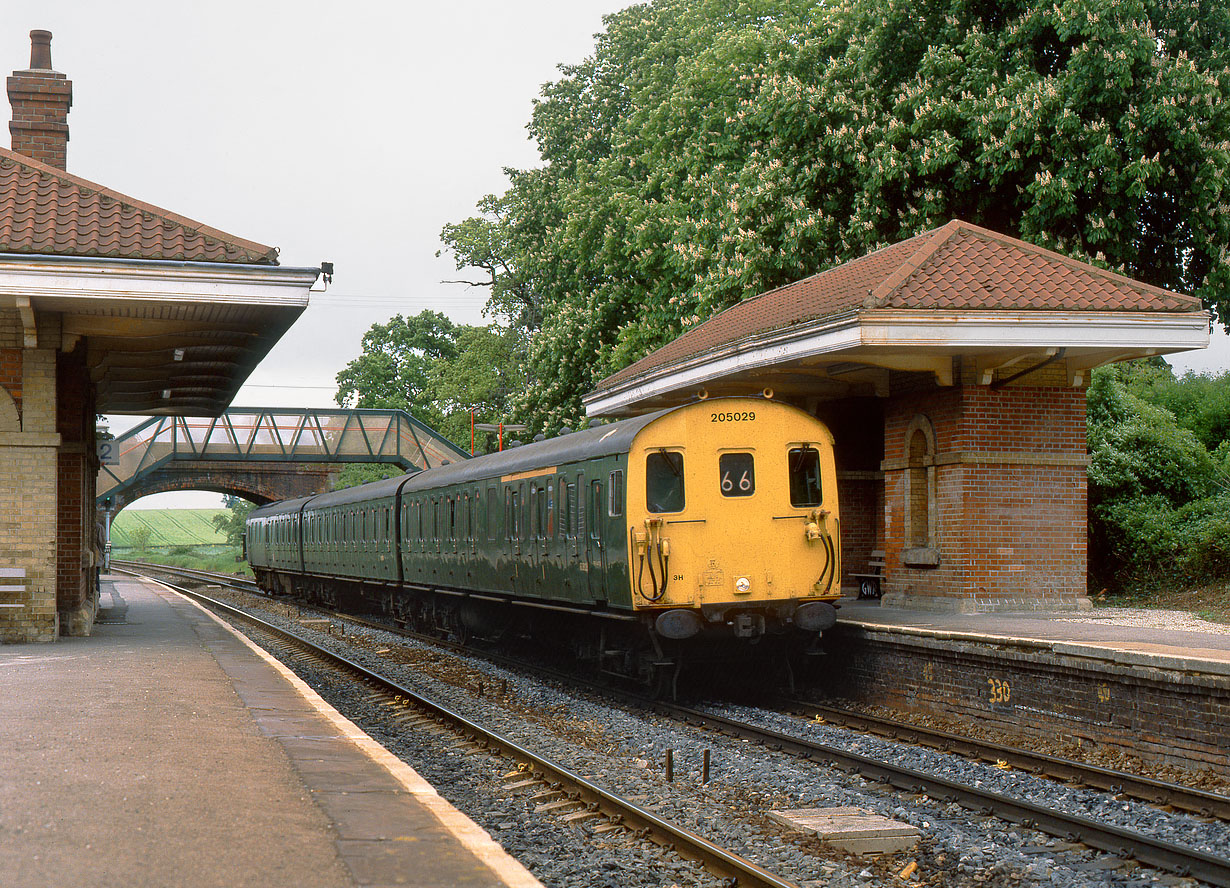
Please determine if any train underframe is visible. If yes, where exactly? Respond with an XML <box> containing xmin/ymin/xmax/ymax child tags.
<box><xmin>253</xmin><ymin>568</ymin><xmax>837</xmax><ymax>696</ymax></box>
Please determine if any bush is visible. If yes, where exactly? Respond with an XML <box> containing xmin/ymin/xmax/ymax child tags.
<box><xmin>1088</xmin><ymin>362</ymin><xmax>1230</xmax><ymax>593</ymax></box>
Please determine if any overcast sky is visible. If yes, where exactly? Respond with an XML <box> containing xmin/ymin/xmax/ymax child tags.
<box><xmin>4</xmin><ymin>1</ymin><xmax>1228</xmax><ymax>509</ymax></box>
<box><xmin>2</xmin><ymin>0</ymin><xmax>634</xmax><ymax>506</ymax></box>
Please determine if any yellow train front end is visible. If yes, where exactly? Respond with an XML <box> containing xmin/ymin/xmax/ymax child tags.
<box><xmin>624</xmin><ymin>397</ymin><xmax>840</xmax><ymax>648</ymax></box>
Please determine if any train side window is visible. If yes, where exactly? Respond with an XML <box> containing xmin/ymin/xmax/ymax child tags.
<box><xmin>645</xmin><ymin>452</ymin><xmax>685</xmax><ymax>513</ymax></box>
<box><xmin>559</xmin><ymin>479</ymin><xmax>570</xmax><ymax>538</ymax></box>
<box><xmin>547</xmin><ymin>483</ymin><xmax>555</xmax><ymax>538</ymax></box>
<box><xmin>590</xmin><ymin>480</ymin><xmax>603</xmax><ymax>537</ymax></box>
<box><xmin>487</xmin><ymin>486</ymin><xmax>498</xmax><ymax>540</ymax></box>
<box><xmin>608</xmin><ymin>470</ymin><xmax>623</xmax><ymax>517</ymax></box>
<box><xmin>449</xmin><ymin>496</ymin><xmax>456</xmax><ymax>540</ymax></box>
<box><xmin>719</xmin><ymin>452</ymin><xmax>755</xmax><ymax>497</ymax></box>
<box><xmin>511</xmin><ymin>488</ymin><xmax>522</xmax><ymax>540</ymax></box>
<box><xmin>529</xmin><ymin>485</ymin><xmax>538</xmax><ymax>539</ymax></box>
<box><xmin>788</xmin><ymin>447</ymin><xmax>823</xmax><ymax>506</ymax></box>
<box><xmin>520</xmin><ymin>484</ymin><xmax>528</xmax><ymax>539</ymax></box>
<box><xmin>576</xmin><ymin>473</ymin><xmax>586</xmax><ymax>539</ymax></box>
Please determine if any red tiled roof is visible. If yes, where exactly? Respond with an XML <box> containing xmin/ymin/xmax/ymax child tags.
<box><xmin>599</xmin><ymin>220</ymin><xmax>1202</xmax><ymax>388</ymax></box>
<box><xmin>0</xmin><ymin>146</ymin><xmax>279</xmax><ymax>264</ymax></box>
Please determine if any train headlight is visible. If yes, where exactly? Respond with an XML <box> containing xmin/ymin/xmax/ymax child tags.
<box><xmin>734</xmin><ymin>576</ymin><xmax>751</xmax><ymax>594</ymax></box>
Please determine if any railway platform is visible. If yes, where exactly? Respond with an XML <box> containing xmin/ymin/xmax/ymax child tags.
<box><xmin>826</xmin><ymin>598</ymin><xmax>1230</xmax><ymax>772</ymax></box>
<box><xmin>0</xmin><ymin>574</ymin><xmax>542</xmax><ymax>888</ymax></box>
<box><xmin>835</xmin><ymin>597</ymin><xmax>1230</xmax><ymax>675</ymax></box>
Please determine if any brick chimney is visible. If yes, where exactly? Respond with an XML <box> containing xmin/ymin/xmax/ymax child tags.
<box><xmin>7</xmin><ymin>30</ymin><xmax>72</xmax><ymax>169</ymax></box>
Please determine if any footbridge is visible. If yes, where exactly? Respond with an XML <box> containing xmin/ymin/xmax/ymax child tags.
<box><xmin>97</xmin><ymin>408</ymin><xmax>470</xmax><ymax>511</ymax></box>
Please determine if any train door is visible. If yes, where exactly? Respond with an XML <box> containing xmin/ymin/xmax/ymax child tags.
<box><xmin>507</xmin><ymin>486</ymin><xmax>521</xmax><ymax>558</ymax></box>
<box><xmin>527</xmin><ymin>482</ymin><xmax>540</xmax><ymax>594</ymax></box>
<box><xmin>586</xmin><ymin>477</ymin><xmax>606</xmax><ymax>599</ymax></box>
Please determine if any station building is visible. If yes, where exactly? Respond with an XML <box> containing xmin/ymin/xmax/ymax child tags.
<box><xmin>584</xmin><ymin>221</ymin><xmax>1210</xmax><ymax>612</ymax></box>
<box><xmin>0</xmin><ymin>31</ymin><xmax>319</xmax><ymax>641</ymax></box>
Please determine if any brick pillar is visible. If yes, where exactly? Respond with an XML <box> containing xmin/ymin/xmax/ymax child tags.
<box><xmin>0</xmin><ymin>311</ymin><xmax>61</xmax><ymax>642</ymax></box>
<box><xmin>57</xmin><ymin>343</ymin><xmax>97</xmax><ymax>635</ymax></box>
<box><xmin>7</xmin><ymin>30</ymin><xmax>72</xmax><ymax>170</ymax></box>
<box><xmin>879</xmin><ymin>375</ymin><xmax>1089</xmax><ymax>613</ymax></box>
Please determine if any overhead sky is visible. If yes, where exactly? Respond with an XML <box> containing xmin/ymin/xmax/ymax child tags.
<box><xmin>5</xmin><ymin>1</ymin><xmax>1228</xmax><ymax>509</ymax></box>
<box><xmin>2</xmin><ymin>0</ymin><xmax>633</xmax><ymax>506</ymax></box>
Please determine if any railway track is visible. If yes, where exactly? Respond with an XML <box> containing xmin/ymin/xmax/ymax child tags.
<box><xmin>115</xmin><ymin>565</ymin><xmax>804</xmax><ymax>888</ymax></box>
<box><xmin>117</xmin><ymin>562</ymin><xmax>1230</xmax><ymax>886</ymax></box>
<box><xmin>784</xmin><ymin>700</ymin><xmax>1230</xmax><ymax>821</ymax></box>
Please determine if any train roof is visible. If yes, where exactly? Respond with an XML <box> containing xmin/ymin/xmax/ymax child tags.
<box><xmin>397</xmin><ymin>405</ymin><xmax>675</xmax><ymax>493</ymax></box>
<box><xmin>250</xmin><ymin>398</ymin><xmax>774</xmax><ymax>518</ymax></box>
<box><xmin>248</xmin><ymin>494</ymin><xmax>314</xmax><ymax>520</ymax></box>
<box><xmin>300</xmin><ymin>471</ymin><xmax>421</xmax><ymax>509</ymax></box>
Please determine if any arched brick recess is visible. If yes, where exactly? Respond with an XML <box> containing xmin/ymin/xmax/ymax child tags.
<box><xmin>903</xmin><ymin>414</ymin><xmax>936</xmax><ymax>552</ymax></box>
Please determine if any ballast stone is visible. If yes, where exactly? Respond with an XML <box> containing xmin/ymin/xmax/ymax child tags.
<box><xmin>768</xmin><ymin>807</ymin><xmax>921</xmax><ymax>854</ymax></box>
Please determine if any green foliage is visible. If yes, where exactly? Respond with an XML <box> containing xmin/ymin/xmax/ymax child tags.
<box><xmin>333</xmin><ymin>463</ymin><xmax>405</xmax><ymax>490</ymax></box>
<box><xmin>210</xmin><ymin>496</ymin><xmax>255</xmax><ymax>548</ymax></box>
<box><xmin>1087</xmin><ymin>361</ymin><xmax>1230</xmax><ymax>591</ymax></box>
<box><xmin>335</xmin><ymin>310</ymin><xmax>525</xmax><ymax>452</ymax></box>
<box><xmin>442</xmin><ymin>0</ymin><xmax>1230</xmax><ymax>431</ymax></box>
<box><xmin>127</xmin><ymin>524</ymin><xmax>152</xmax><ymax>556</ymax></box>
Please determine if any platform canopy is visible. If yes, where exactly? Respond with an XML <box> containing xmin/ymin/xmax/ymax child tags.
<box><xmin>584</xmin><ymin>220</ymin><xmax>1210</xmax><ymax>416</ymax></box>
<box><xmin>0</xmin><ymin>147</ymin><xmax>318</xmax><ymax>415</ymax></box>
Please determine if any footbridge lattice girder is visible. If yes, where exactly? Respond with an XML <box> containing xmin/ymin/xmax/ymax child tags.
<box><xmin>98</xmin><ymin>408</ymin><xmax>469</xmax><ymax>507</ymax></box>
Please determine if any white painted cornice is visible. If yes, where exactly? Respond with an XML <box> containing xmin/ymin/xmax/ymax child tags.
<box><xmin>583</xmin><ymin>309</ymin><xmax>1211</xmax><ymax>417</ymax></box>
<box><xmin>0</xmin><ymin>254</ymin><xmax>318</xmax><ymax>311</ymax></box>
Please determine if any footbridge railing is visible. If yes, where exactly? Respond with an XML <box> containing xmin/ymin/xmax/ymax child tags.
<box><xmin>97</xmin><ymin>407</ymin><xmax>470</xmax><ymax>505</ymax></box>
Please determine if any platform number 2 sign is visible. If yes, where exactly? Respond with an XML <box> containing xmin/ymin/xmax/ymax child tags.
<box><xmin>97</xmin><ymin>440</ymin><xmax>119</xmax><ymax>466</ymax></box>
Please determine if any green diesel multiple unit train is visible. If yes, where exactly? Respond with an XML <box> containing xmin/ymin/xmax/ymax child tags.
<box><xmin>247</xmin><ymin>397</ymin><xmax>841</xmax><ymax>683</ymax></box>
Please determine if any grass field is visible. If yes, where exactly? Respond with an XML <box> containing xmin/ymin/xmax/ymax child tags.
<box><xmin>111</xmin><ymin>508</ymin><xmax>250</xmax><ymax>576</ymax></box>
<box><xmin>111</xmin><ymin>509</ymin><xmax>230</xmax><ymax>548</ymax></box>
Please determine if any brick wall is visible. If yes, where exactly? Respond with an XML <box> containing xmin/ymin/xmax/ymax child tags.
<box><xmin>0</xmin><ymin>341</ymin><xmax>59</xmax><ymax>641</ymax></box>
<box><xmin>820</xmin><ymin>626</ymin><xmax>1230</xmax><ymax>772</ymax></box>
<box><xmin>879</xmin><ymin>380</ymin><xmax>1089</xmax><ymax>611</ymax></box>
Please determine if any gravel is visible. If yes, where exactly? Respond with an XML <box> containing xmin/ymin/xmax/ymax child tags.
<box><xmin>218</xmin><ymin>593</ymin><xmax>1222</xmax><ymax>888</ymax></box>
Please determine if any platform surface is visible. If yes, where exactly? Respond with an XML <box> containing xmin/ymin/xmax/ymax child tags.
<box><xmin>0</xmin><ymin>575</ymin><xmax>542</xmax><ymax>888</ymax></box>
<box><xmin>837</xmin><ymin>597</ymin><xmax>1230</xmax><ymax>676</ymax></box>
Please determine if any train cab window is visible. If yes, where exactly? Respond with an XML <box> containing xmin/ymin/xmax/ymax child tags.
<box><xmin>788</xmin><ymin>447</ymin><xmax>823</xmax><ymax>506</ymax></box>
<box><xmin>645</xmin><ymin>452</ymin><xmax>684</xmax><ymax>513</ymax></box>
<box><xmin>719</xmin><ymin>452</ymin><xmax>755</xmax><ymax>497</ymax></box>
<box><xmin>608</xmin><ymin>470</ymin><xmax>623</xmax><ymax>517</ymax></box>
